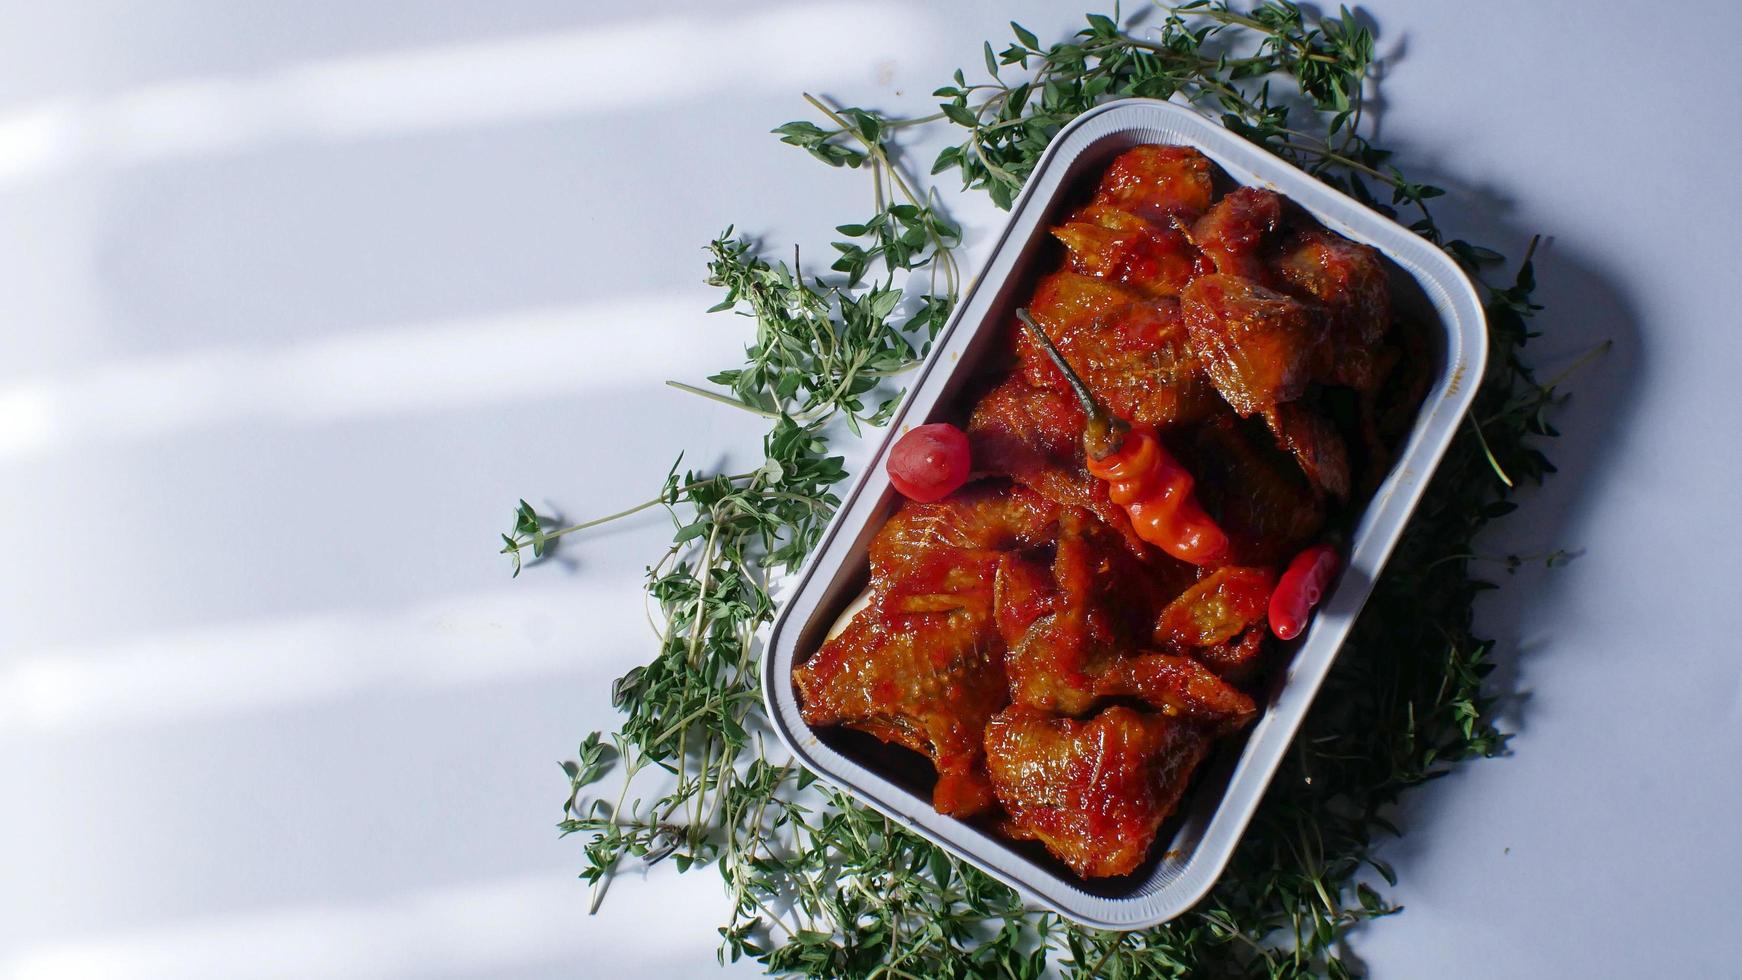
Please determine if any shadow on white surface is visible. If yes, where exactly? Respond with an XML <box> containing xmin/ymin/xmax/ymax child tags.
<box><xmin>0</xmin><ymin>2</ymin><xmax>919</xmax><ymax>184</ymax></box>
<box><xmin>0</xmin><ymin>583</ymin><xmax>650</xmax><ymax>735</ymax></box>
<box><xmin>0</xmin><ymin>868</ymin><xmax>736</xmax><ymax>980</ymax></box>
<box><xmin>0</xmin><ymin>296</ymin><xmax>716</xmax><ymax>461</ymax></box>
<box><xmin>0</xmin><ymin>0</ymin><xmax>923</xmax><ymax>967</ymax></box>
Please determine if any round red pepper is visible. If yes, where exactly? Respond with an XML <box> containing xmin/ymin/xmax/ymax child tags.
<box><xmin>887</xmin><ymin>422</ymin><xmax>972</xmax><ymax>502</ymax></box>
<box><xmin>1268</xmin><ymin>543</ymin><xmax>1341</xmax><ymax>640</ymax></box>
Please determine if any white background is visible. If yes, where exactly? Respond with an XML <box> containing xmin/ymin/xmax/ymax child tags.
<box><xmin>1</xmin><ymin>1</ymin><xmax>1737</xmax><ymax>977</ymax></box>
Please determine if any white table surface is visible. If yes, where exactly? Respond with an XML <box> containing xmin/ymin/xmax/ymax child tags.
<box><xmin>2</xmin><ymin>2</ymin><xmax>1737</xmax><ymax>977</ymax></box>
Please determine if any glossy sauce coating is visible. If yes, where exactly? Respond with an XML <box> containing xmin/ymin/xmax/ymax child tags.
<box><xmin>795</xmin><ymin>144</ymin><xmax>1421</xmax><ymax>878</ymax></box>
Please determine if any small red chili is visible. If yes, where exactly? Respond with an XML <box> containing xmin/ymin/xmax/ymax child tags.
<box><xmin>1268</xmin><ymin>543</ymin><xmax>1341</xmax><ymax>640</ymax></box>
<box><xmin>1016</xmin><ymin>308</ymin><xmax>1229</xmax><ymax>565</ymax></box>
<box><xmin>887</xmin><ymin>422</ymin><xmax>972</xmax><ymax>502</ymax></box>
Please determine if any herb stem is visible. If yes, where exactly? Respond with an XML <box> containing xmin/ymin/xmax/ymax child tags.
<box><xmin>1468</xmin><ymin>415</ymin><xmax>1515</xmax><ymax>487</ymax></box>
<box><xmin>802</xmin><ymin>92</ymin><xmax>961</xmax><ymax>301</ymax></box>
<box><xmin>665</xmin><ymin>380</ymin><xmax>785</xmax><ymax>419</ymax></box>
<box><xmin>501</xmin><ymin>498</ymin><xmax>659</xmax><ymax>555</ymax></box>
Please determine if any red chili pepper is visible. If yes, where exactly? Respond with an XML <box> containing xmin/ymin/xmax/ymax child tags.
<box><xmin>1016</xmin><ymin>308</ymin><xmax>1229</xmax><ymax>565</ymax></box>
<box><xmin>887</xmin><ymin>422</ymin><xmax>972</xmax><ymax>502</ymax></box>
<box><xmin>1268</xmin><ymin>543</ymin><xmax>1341</xmax><ymax>640</ymax></box>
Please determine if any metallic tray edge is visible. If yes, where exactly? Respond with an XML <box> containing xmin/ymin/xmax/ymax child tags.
<box><xmin>760</xmin><ymin>98</ymin><xmax>1488</xmax><ymax>930</ymax></box>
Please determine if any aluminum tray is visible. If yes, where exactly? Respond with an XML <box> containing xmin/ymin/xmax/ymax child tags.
<box><xmin>761</xmin><ymin>98</ymin><xmax>1486</xmax><ymax>929</ymax></box>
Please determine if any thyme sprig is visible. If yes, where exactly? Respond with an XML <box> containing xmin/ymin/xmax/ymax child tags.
<box><xmin>504</xmin><ymin>5</ymin><xmax>1583</xmax><ymax>976</ymax></box>
<box><xmin>676</xmin><ymin>232</ymin><xmax>950</xmax><ymax>434</ymax></box>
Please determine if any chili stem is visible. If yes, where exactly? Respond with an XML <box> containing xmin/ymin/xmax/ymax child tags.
<box><xmin>1013</xmin><ymin>307</ymin><xmax>1127</xmax><ymax>457</ymax></box>
<box><xmin>1014</xmin><ymin>308</ymin><xmax>1100</xmax><ymax>413</ymax></box>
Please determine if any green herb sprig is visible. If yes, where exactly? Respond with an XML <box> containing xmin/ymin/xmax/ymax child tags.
<box><xmin>500</xmin><ymin>114</ymin><xmax>957</xmax><ymax>926</ymax></box>
<box><xmin>503</xmin><ymin>4</ymin><xmax>1586</xmax><ymax>976</ymax></box>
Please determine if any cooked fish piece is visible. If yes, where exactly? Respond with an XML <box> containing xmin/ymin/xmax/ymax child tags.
<box><xmin>797</xmin><ymin>483</ymin><xmax>1061</xmax><ymax>817</ymax></box>
<box><xmin>967</xmin><ymin>376</ymin><xmax>1147</xmax><ymax>555</ymax></box>
<box><xmin>1271</xmin><ymin>227</ymin><xmax>1391</xmax><ymax>391</ymax></box>
<box><xmin>1191</xmin><ymin>625</ymin><xmax>1269</xmax><ymax>683</ymax></box>
<box><xmin>1182</xmin><ymin>273</ymin><xmax>1320</xmax><ymax>418</ymax></box>
<box><xmin>798</xmin><ymin>599</ymin><xmax>1007</xmax><ymax>816</ymax></box>
<box><xmin>1191</xmin><ymin>412</ymin><xmax>1326</xmax><ymax>567</ymax></box>
<box><xmin>1263</xmin><ymin>402</ymin><xmax>1352</xmax><ymax>500</ymax></box>
<box><xmin>1051</xmin><ymin>202</ymin><xmax>1201</xmax><ymax>297</ymax></box>
<box><xmin>1152</xmin><ymin>565</ymin><xmax>1277</xmax><ymax>649</ymax></box>
<box><xmin>984</xmin><ymin>704</ymin><xmax>1211</xmax><ymax>878</ymax></box>
<box><xmin>1093</xmin><ymin>652</ymin><xmax>1257</xmax><ymax>735</ymax></box>
<box><xmin>869</xmin><ymin>481</ymin><xmax>1059</xmax><ymax>583</ymax></box>
<box><xmin>1004</xmin><ymin>509</ymin><xmax>1182</xmax><ymax>715</ymax></box>
<box><xmin>1093</xmin><ymin>144</ymin><xmax>1217</xmax><ymax>218</ymax></box>
<box><xmin>1190</xmin><ymin>186</ymin><xmax>1283</xmax><ymax>280</ymax></box>
<box><xmin>1017</xmin><ymin>272</ymin><xmax>1219</xmax><ymax>431</ymax></box>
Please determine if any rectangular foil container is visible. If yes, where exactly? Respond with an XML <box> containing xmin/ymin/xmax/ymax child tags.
<box><xmin>761</xmin><ymin>98</ymin><xmax>1487</xmax><ymax>929</ymax></box>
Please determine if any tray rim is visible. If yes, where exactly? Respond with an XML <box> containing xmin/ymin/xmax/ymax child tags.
<box><xmin>759</xmin><ymin>96</ymin><xmax>1488</xmax><ymax>930</ymax></box>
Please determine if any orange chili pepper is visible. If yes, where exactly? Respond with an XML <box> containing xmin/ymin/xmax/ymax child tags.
<box><xmin>1015</xmin><ymin>308</ymin><xmax>1229</xmax><ymax>565</ymax></box>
